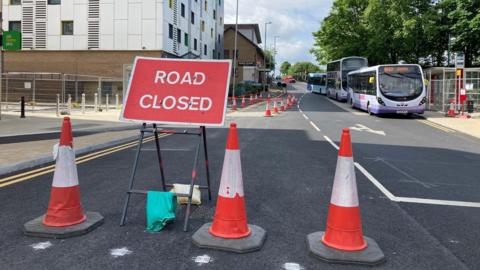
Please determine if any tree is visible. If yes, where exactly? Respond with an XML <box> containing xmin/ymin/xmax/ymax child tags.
<box><xmin>280</xmin><ymin>61</ymin><xmax>291</xmax><ymax>75</ymax></box>
<box><xmin>287</xmin><ymin>61</ymin><xmax>322</xmax><ymax>80</ymax></box>
<box><xmin>264</xmin><ymin>50</ymin><xmax>275</xmax><ymax>71</ymax></box>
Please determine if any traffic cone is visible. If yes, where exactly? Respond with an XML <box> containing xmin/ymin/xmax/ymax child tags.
<box><xmin>192</xmin><ymin>123</ymin><xmax>266</xmax><ymax>253</ymax></box>
<box><xmin>280</xmin><ymin>99</ymin><xmax>285</xmax><ymax>111</ymax></box>
<box><xmin>232</xmin><ymin>98</ymin><xmax>237</xmax><ymax>111</ymax></box>
<box><xmin>43</xmin><ymin>117</ymin><xmax>86</xmax><ymax>227</ymax></box>
<box><xmin>24</xmin><ymin>117</ymin><xmax>104</xmax><ymax>238</ymax></box>
<box><xmin>273</xmin><ymin>99</ymin><xmax>279</xmax><ymax>113</ymax></box>
<box><xmin>306</xmin><ymin>128</ymin><xmax>384</xmax><ymax>265</ymax></box>
<box><xmin>249</xmin><ymin>95</ymin><xmax>253</xmax><ymax>105</ymax></box>
<box><xmin>241</xmin><ymin>97</ymin><xmax>246</xmax><ymax>108</ymax></box>
<box><xmin>265</xmin><ymin>99</ymin><xmax>272</xmax><ymax>117</ymax></box>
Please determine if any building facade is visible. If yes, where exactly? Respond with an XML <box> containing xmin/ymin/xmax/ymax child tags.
<box><xmin>223</xmin><ymin>24</ymin><xmax>265</xmax><ymax>84</ymax></box>
<box><xmin>1</xmin><ymin>0</ymin><xmax>224</xmax><ymax>77</ymax></box>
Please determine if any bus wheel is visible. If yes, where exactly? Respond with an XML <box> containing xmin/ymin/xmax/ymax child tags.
<box><xmin>350</xmin><ymin>98</ymin><xmax>354</xmax><ymax>108</ymax></box>
<box><xmin>335</xmin><ymin>93</ymin><xmax>338</xmax><ymax>100</ymax></box>
<box><xmin>367</xmin><ymin>104</ymin><xmax>373</xmax><ymax>115</ymax></box>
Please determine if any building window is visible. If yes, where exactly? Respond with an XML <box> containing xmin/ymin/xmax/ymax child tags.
<box><xmin>211</xmin><ymin>28</ymin><xmax>213</xmax><ymax>38</ymax></box>
<box><xmin>220</xmin><ymin>17</ymin><xmax>223</xmax><ymax>24</ymax></box>
<box><xmin>181</xmin><ymin>3</ymin><xmax>185</xmax><ymax>17</ymax></box>
<box><xmin>9</xmin><ymin>21</ymin><xmax>21</xmax><ymax>32</ymax></box>
<box><xmin>224</xmin><ymin>49</ymin><xmax>229</xmax><ymax>59</ymax></box>
<box><xmin>169</xmin><ymin>0</ymin><xmax>173</xmax><ymax>9</ymax></box>
<box><xmin>204</xmin><ymin>0</ymin><xmax>207</xmax><ymax>11</ymax></box>
<box><xmin>168</xmin><ymin>24</ymin><xmax>173</xmax><ymax>39</ymax></box>
<box><xmin>218</xmin><ymin>52</ymin><xmax>221</xmax><ymax>59</ymax></box>
<box><xmin>184</xmin><ymin>33</ymin><xmax>189</xmax><ymax>46</ymax></box>
<box><xmin>177</xmin><ymin>29</ymin><xmax>181</xmax><ymax>43</ymax></box>
<box><xmin>10</xmin><ymin>0</ymin><xmax>21</xmax><ymax>5</ymax></box>
<box><xmin>61</xmin><ymin>21</ymin><xmax>74</xmax><ymax>35</ymax></box>
<box><xmin>48</xmin><ymin>0</ymin><xmax>61</xmax><ymax>4</ymax></box>
<box><xmin>194</xmin><ymin>38</ymin><xmax>198</xmax><ymax>50</ymax></box>
<box><xmin>219</xmin><ymin>0</ymin><xmax>221</xmax><ymax>6</ymax></box>
<box><xmin>201</xmin><ymin>21</ymin><xmax>205</xmax><ymax>32</ymax></box>
<box><xmin>204</xmin><ymin>44</ymin><xmax>207</xmax><ymax>55</ymax></box>
<box><xmin>213</xmin><ymin>10</ymin><xmax>216</xmax><ymax>19</ymax></box>
<box><xmin>191</xmin><ymin>12</ymin><xmax>195</xmax><ymax>24</ymax></box>
<box><xmin>218</xmin><ymin>34</ymin><xmax>221</xmax><ymax>43</ymax></box>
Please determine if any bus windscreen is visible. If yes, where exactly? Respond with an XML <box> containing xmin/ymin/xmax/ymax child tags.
<box><xmin>379</xmin><ymin>66</ymin><xmax>423</xmax><ymax>101</ymax></box>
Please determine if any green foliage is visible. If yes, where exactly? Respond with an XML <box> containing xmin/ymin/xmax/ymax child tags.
<box><xmin>287</xmin><ymin>61</ymin><xmax>322</xmax><ymax>81</ymax></box>
<box><xmin>264</xmin><ymin>49</ymin><xmax>275</xmax><ymax>71</ymax></box>
<box><xmin>280</xmin><ymin>61</ymin><xmax>291</xmax><ymax>75</ymax></box>
<box><xmin>311</xmin><ymin>0</ymin><xmax>480</xmax><ymax>67</ymax></box>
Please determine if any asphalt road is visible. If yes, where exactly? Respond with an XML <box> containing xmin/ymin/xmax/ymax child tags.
<box><xmin>0</xmin><ymin>82</ymin><xmax>478</xmax><ymax>269</ymax></box>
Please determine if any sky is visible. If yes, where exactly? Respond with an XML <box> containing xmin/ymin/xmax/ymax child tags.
<box><xmin>224</xmin><ymin>0</ymin><xmax>333</xmax><ymax>71</ymax></box>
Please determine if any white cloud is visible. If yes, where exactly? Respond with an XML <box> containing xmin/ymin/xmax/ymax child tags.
<box><xmin>224</xmin><ymin>0</ymin><xmax>333</xmax><ymax>67</ymax></box>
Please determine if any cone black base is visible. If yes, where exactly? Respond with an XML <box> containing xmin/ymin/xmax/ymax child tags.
<box><xmin>24</xmin><ymin>211</ymin><xmax>104</xmax><ymax>239</ymax></box>
<box><xmin>192</xmin><ymin>222</ymin><xmax>266</xmax><ymax>253</ymax></box>
<box><xmin>307</xmin><ymin>232</ymin><xmax>385</xmax><ymax>266</ymax></box>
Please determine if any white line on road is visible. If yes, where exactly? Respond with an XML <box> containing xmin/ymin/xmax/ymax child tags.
<box><xmin>309</xmin><ymin>121</ymin><xmax>321</xmax><ymax>131</ymax></box>
<box><xmin>193</xmin><ymin>254</ymin><xmax>213</xmax><ymax>265</ymax></box>
<box><xmin>302</xmin><ymin>114</ymin><xmax>309</xmax><ymax>120</ymax></box>
<box><xmin>395</xmin><ymin>197</ymin><xmax>480</xmax><ymax>208</ymax></box>
<box><xmin>323</xmin><ymin>135</ymin><xmax>339</xmax><ymax>150</ymax></box>
<box><xmin>283</xmin><ymin>262</ymin><xmax>304</xmax><ymax>270</ymax></box>
<box><xmin>354</xmin><ymin>162</ymin><xmax>397</xmax><ymax>201</ymax></box>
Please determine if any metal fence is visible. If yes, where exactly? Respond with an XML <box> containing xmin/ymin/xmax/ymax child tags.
<box><xmin>425</xmin><ymin>68</ymin><xmax>480</xmax><ymax>113</ymax></box>
<box><xmin>0</xmin><ymin>72</ymin><xmax>123</xmax><ymax>113</ymax></box>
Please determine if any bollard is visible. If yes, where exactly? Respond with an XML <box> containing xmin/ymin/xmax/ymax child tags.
<box><xmin>67</xmin><ymin>94</ymin><xmax>72</xmax><ymax>115</ymax></box>
<box><xmin>81</xmin><ymin>93</ymin><xmax>86</xmax><ymax>114</ymax></box>
<box><xmin>56</xmin><ymin>94</ymin><xmax>60</xmax><ymax>117</ymax></box>
<box><xmin>94</xmin><ymin>93</ymin><xmax>98</xmax><ymax>112</ymax></box>
<box><xmin>115</xmin><ymin>94</ymin><xmax>119</xmax><ymax>109</ymax></box>
<box><xmin>20</xmin><ymin>96</ymin><xmax>25</xmax><ymax>118</ymax></box>
<box><xmin>106</xmin><ymin>94</ymin><xmax>109</xmax><ymax>112</ymax></box>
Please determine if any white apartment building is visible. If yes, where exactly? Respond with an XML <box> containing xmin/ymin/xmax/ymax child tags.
<box><xmin>1</xmin><ymin>0</ymin><xmax>224</xmax><ymax>76</ymax></box>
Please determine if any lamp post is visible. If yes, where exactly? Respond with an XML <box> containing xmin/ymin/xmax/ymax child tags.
<box><xmin>263</xmin><ymin>22</ymin><xmax>272</xmax><ymax>91</ymax></box>
<box><xmin>232</xmin><ymin>0</ymin><xmax>239</xmax><ymax>108</ymax></box>
<box><xmin>447</xmin><ymin>34</ymin><xmax>456</xmax><ymax>66</ymax></box>
<box><xmin>273</xmin><ymin>36</ymin><xmax>280</xmax><ymax>78</ymax></box>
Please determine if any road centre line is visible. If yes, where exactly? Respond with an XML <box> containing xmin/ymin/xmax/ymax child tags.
<box><xmin>354</xmin><ymin>162</ymin><xmax>397</xmax><ymax>201</ymax></box>
<box><xmin>302</xmin><ymin>114</ymin><xmax>309</xmax><ymax>120</ymax></box>
<box><xmin>0</xmin><ymin>135</ymin><xmax>165</xmax><ymax>188</ymax></box>
<box><xmin>323</xmin><ymin>135</ymin><xmax>339</xmax><ymax>150</ymax></box>
<box><xmin>395</xmin><ymin>196</ymin><xmax>480</xmax><ymax>208</ymax></box>
<box><xmin>309</xmin><ymin>121</ymin><xmax>321</xmax><ymax>132</ymax></box>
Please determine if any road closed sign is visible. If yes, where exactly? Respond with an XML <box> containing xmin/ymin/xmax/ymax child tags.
<box><xmin>121</xmin><ymin>57</ymin><xmax>232</xmax><ymax>126</ymax></box>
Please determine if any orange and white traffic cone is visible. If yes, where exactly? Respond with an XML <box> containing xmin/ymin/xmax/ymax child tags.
<box><xmin>292</xmin><ymin>96</ymin><xmax>297</xmax><ymax>105</ymax></box>
<box><xmin>249</xmin><ymin>95</ymin><xmax>253</xmax><ymax>105</ymax></box>
<box><xmin>192</xmin><ymin>123</ymin><xmax>266</xmax><ymax>253</ymax></box>
<box><xmin>280</xmin><ymin>99</ymin><xmax>285</xmax><ymax>111</ymax></box>
<box><xmin>241</xmin><ymin>97</ymin><xmax>246</xmax><ymax>108</ymax></box>
<box><xmin>24</xmin><ymin>117</ymin><xmax>104</xmax><ymax>238</ymax></box>
<box><xmin>307</xmin><ymin>128</ymin><xmax>384</xmax><ymax>265</ymax></box>
<box><xmin>232</xmin><ymin>98</ymin><xmax>237</xmax><ymax>111</ymax></box>
<box><xmin>273</xmin><ymin>99</ymin><xmax>279</xmax><ymax>113</ymax></box>
<box><xmin>43</xmin><ymin>117</ymin><xmax>86</xmax><ymax>227</ymax></box>
<box><xmin>265</xmin><ymin>99</ymin><xmax>272</xmax><ymax>117</ymax></box>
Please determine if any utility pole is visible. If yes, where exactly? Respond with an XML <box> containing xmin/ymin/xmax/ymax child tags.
<box><xmin>232</xmin><ymin>0</ymin><xmax>239</xmax><ymax>105</ymax></box>
<box><xmin>273</xmin><ymin>36</ymin><xmax>280</xmax><ymax>78</ymax></box>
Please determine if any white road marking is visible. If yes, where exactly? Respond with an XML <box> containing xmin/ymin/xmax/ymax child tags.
<box><xmin>193</xmin><ymin>254</ymin><xmax>213</xmax><ymax>265</ymax></box>
<box><xmin>30</xmin><ymin>241</ymin><xmax>52</xmax><ymax>250</ymax></box>
<box><xmin>302</xmin><ymin>114</ymin><xmax>309</xmax><ymax>120</ymax></box>
<box><xmin>395</xmin><ymin>197</ymin><xmax>480</xmax><ymax>208</ymax></box>
<box><xmin>283</xmin><ymin>262</ymin><xmax>304</xmax><ymax>270</ymax></box>
<box><xmin>110</xmin><ymin>247</ymin><xmax>132</xmax><ymax>258</ymax></box>
<box><xmin>354</xmin><ymin>162</ymin><xmax>397</xmax><ymax>201</ymax></box>
<box><xmin>349</xmin><ymin>124</ymin><xmax>386</xmax><ymax>136</ymax></box>
<box><xmin>323</xmin><ymin>135</ymin><xmax>339</xmax><ymax>150</ymax></box>
<box><xmin>309</xmin><ymin>121</ymin><xmax>321</xmax><ymax>131</ymax></box>
<box><xmin>299</xmin><ymin>91</ymin><xmax>480</xmax><ymax>208</ymax></box>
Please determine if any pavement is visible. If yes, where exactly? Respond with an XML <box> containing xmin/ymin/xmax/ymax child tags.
<box><xmin>0</xmin><ymin>82</ymin><xmax>479</xmax><ymax>269</ymax></box>
<box><xmin>423</xmin><ymin>111</ymin><xmax>480</xmax><ymax>139</ymax></box>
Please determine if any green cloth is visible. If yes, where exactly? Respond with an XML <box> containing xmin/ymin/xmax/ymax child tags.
<box><xmin>146</xmin><ymin>191</ymin><xmax>177</xmax><ymax>232</ymax></box>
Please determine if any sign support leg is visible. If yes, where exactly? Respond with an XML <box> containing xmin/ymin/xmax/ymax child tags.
<box><xmin>153</xmin><ymin>124</ymin><xmax>167</xmax><ymax>191</ymax></box>
<box><xmin>183</xmin><ymin>134</ymin><xmax>202</xmax><ymax>232</ymax></box>
<box><xmin>120</xmin><ymin>123</ymin><xmax>146</xmax><ymax>226</ymax></box>
<box><xmin>201</xmin><ymin>126</ymin><xmax>212</xmax><ymax>201</ymax></box>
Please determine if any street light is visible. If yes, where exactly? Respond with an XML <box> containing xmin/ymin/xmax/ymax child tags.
<box><xmin>232</xmin><ymin>0</ymin><xmax>239</xmax><ymax>107</ymax></box>
<box><xmin>447</xmin><ymin>34</ymin><xmax>456</xmax><ymax>66</ymax></box>
<box><xmin>263</xmin><ymin>22</ymin><xmax>272</xmax><ymax>91</ymax></box>
<box><xmin>273</xmin><ymin>36</ymin><xmax>280</xmax><ymax>77</ymax></box>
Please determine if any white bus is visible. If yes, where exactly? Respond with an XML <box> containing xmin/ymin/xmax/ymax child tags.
<box><xmin>347</xmin><ymin>64</ymin><xmax>427</xmax><ymax>115</ymax></box>
<box><xmin>326</xmin><ymin>57</ymin><xmax>368</xmax><ymax>101</ymax></box>
<box><xmin>307</xmin><ymin>73</ymin><xmax>327</xmax><ymax>94</ymax></box>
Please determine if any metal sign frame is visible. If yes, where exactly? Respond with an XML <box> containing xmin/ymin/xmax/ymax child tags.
<box><xmin>120</xmin><ymin>124</ymin><xmax>212</xmax><ymax>232</ymax></box>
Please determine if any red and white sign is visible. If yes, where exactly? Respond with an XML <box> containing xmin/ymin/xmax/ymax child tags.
<box><xmin>121</xmin><ymin>57</ymin><xmax>232</xmax><ymax>126</ymax></box>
